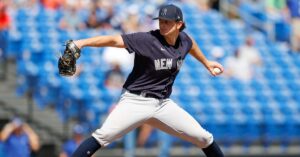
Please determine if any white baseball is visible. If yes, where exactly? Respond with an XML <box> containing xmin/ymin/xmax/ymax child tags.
<box><xmin>213</xmin><ymin>68</ymin><xmax>221</xmax><ymax>74</ymax></box>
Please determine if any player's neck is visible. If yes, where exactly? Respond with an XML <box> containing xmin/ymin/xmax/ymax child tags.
<box><xmin>164</xmin><ymin>31</ymin><xmax>179</xmax><ymax>46</ymax></box>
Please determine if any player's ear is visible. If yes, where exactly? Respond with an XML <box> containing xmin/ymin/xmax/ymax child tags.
<box><xmin>176</xmin><ymin>21</ymin><xmax>182</xmax><ymax>29</ymax></box>
<box><xmin>177</xmin><ymin>21</ymin><xmax>185</xmax><ymax>31</ymax></box>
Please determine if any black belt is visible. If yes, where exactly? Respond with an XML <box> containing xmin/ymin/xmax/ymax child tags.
<box><xmin>128</xmin><ymin>90</ymin><xmax>162</xmax><ymax>99</ymax></box>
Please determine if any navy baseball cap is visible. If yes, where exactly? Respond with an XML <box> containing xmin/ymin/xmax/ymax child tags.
<box><xmin>153</xmin><ymin>4</ymin><xmax>183</xmax><ymax>21</ymax></box>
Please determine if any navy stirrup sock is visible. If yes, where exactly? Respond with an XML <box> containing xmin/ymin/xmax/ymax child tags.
<box><xmin>202</xmin><ymin>141</ymin><xmax>224</xmax><ymax>157</ymax></box>
<box><xmin>71</xmin><ymin>136</ymin><xmax>101</xmax><ymax>157</ymax></box>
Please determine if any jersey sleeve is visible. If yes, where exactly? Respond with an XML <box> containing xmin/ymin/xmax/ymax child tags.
<box><xmin>121</xmin><ymin>32</ymin><xmax>150</xmax><ymax>55</ymax></box>
<box><xmin>183</xmin><ymin>32</ymin><xmax>193</xmax><ymax>52</ymax></box>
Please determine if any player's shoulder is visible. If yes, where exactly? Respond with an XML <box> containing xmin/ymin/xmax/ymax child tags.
<box><xmin>149</xmin><ymin>29</ymin><xmax>162</xmax><ymax>39</ymax></box>
<box><xmin>179</xmin><ymin>31</ymin><xmax>192</xmax><ymax>41</ymax></box>
<box><xmin>179</xmin><ymin>31</ymin><xmax>193</xmax><ymax>48</ymax></box>
<box><xmin>123</xmin><ymin>30</ymin><xmax>155</xmax><ymax>41</ymax></box>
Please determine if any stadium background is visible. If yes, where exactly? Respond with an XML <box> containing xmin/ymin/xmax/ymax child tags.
<box><xmin>0</xmin><ymin>0</ymin><xmax>300</xmax><ymax>157</ymax></box>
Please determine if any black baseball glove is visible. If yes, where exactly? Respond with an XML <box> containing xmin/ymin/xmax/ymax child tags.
<box><xmin>58</xmin><ymin>40</ymin><xmax>81</xmax><ymax>76</ymax></box>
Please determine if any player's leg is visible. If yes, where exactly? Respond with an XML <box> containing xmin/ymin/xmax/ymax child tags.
<box><xmin>71</xmin><ymin>136</ymin><xmax>101</xmax><ymax>157</ymax></box>
<box><xmin>147</xmin><ymin>99</ymin><xmax>224</xmax><ymax>157</ymax></box>
<box><xmin>72</xmin><ymin>91</ymin><xmax>158</xmax><ymax>157</ymax></box>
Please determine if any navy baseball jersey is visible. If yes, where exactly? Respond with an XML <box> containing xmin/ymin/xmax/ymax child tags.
<box><xmin>121</xmin><ymin>30</ymin><xmax>193</xmax><ymax>99</ymax></box>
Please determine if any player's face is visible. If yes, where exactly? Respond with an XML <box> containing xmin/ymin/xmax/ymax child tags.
<box><xmin>159</xmin><ymin>19</ymin><xmax>181</xmax><ymax>35</ymax></box>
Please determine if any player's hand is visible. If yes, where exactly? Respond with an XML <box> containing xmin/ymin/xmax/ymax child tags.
<box><xmin>206</xmin><ymin>60</ymin><xmax>224</xmax><ymax>76</ymax></box>
<box><xmin>58</xmin><ymin>40</ymin><xmax>81</xmax><ymax>76</ymax></box>
<box><xmin>72</xmin><ymin>40</ymin><xmax>83</xmax><ymax>49</ymax></box>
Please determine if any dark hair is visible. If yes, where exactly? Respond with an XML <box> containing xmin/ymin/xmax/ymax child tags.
<box><xmin>179</xmin><ymin>22</ymin><xmax>186</xmax><ymax>32</ymax></box>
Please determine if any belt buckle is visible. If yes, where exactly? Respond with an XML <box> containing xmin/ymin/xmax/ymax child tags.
<box><xmin>140</xmin><ymin>91</ymin><xmax>147</xmax><ymax>97</ymax></box>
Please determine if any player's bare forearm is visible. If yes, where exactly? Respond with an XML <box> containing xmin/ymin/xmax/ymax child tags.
<box><xmin>189</xmin><ymin>38</ymin><xmax>209</xmax><ymax>68</ymax></box>
<box><xmin>189</xmin><ymin>37</ymin><xmax>224</xmax><ymax>76</ymax></box>
<box><xmin>74</xmin><ymin>35</ymin><xmax>125</xmax><ymax>49</ymax></box>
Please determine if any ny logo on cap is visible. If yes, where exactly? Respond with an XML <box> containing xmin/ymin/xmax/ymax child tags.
<box><xmin>161</xmin><ymin>8</ymin><xmax>167</xmax><ymax>16</ymax></box>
